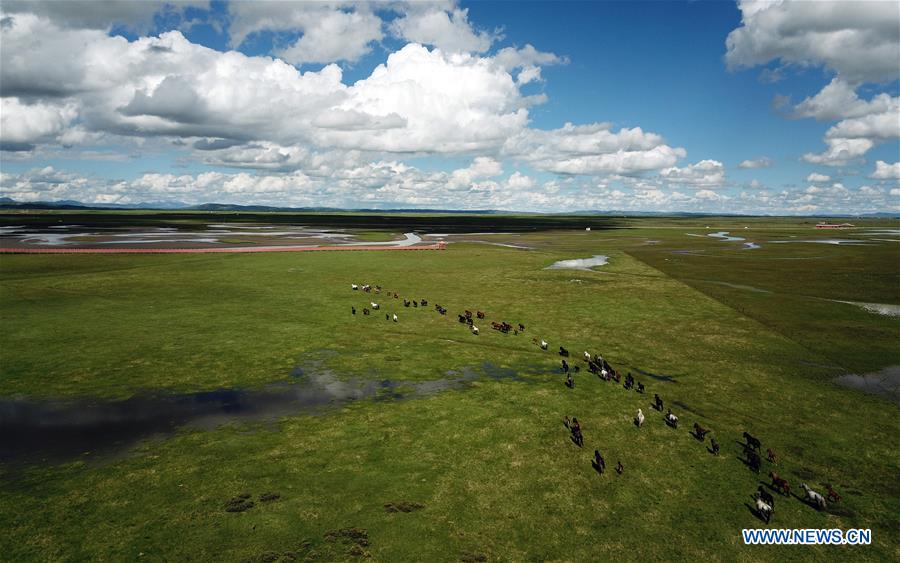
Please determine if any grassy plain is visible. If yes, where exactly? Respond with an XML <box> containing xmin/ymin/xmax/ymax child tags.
<box><xmin>1</xmin><ymin>214</ymin><xmax>898</xmax><ymax>561</ymax></box>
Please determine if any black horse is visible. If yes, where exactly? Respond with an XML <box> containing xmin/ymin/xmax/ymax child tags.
<box><xmin>743</xmin><ymin>431</ymin><xmax>762</xmax><ymax>451</ymax></box>
<box><xmin>757</xmin><ymin>486</ymin><xmax>776</xmax><ymax>508</ymax></box>
<box><xmin>592</xmin><ymin>450</ymin><xmax>605</xmax><ymax>473</ymax></box>
<box><xmin>570</xmin><ymin>419</ymin><xmax>584</xmax><ymax>447</ymax></box>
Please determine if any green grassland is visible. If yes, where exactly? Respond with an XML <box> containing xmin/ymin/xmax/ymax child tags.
<box><xmin>1</xmin><ymin>215</ymin><xmax>899</xmax><ymax>561</ymax></box>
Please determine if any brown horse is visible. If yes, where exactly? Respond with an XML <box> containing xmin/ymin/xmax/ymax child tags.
<box><xmin>766</xmin><ymin>448</ymin><xmax>777</xmax><ymax>464</ymax></box>
<box><xmin>825</xmin><ymin>483</ymin><xmax>842</xmax><ymax>503</ymax></box>
<box><xmin>692</xmin><ymin>422</ymin><xmax>710</xmax><ymax>440</ymax></box>
<box><xmin>769</xmin><ymin>471</ymin><xmax>791</xmax><ymax>496</ymax></box>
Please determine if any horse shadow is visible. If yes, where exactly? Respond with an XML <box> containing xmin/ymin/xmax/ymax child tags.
<box><xmin>736</xmin><ymin>455</ymin><xmax>761</xmax><ymax>473</ymax></box>
<box><xmin>690</xmin><ymin>430</ymin><xmax>705</xmax><ymax>441</ymax></box>
<box><xmin>761</xmin><ymin>481</ymin><xmax>781</xmax><ymax>494</ymax></box>
<box><xmin>591</xmin><ymin>460</ymin><xmax>605</xmax><ymax>474</ymax></box>
<box><xmin>706</xmin><ymin>445</ymin><xmax>719</xmax><ymax>455</ymax></box>
<box><xmin>744</xmin><ymin>502</ymin><xmax>770</xmax><ymax>524</ymax></box>
<box><xmin>570</xmin><ymin>435</ymin><xmax>583</xmax><ymax>448</ymax></box>
<box><xmin>792</xmin><ymin>491</ymin><xmax>825</xmax><ymax>511</ymax></box>
<box><xmin>736</xmin><ymin>441</ymin><xmax>764</xmax><ymax>457</ymax></box>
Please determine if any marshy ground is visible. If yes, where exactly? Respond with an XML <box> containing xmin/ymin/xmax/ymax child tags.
<box><xmin>1</xmin><ymin>212</ymin><xmax>898</xmax><ymax>561</ymax></box>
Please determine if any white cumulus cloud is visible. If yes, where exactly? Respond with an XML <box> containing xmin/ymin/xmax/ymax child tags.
<box><xmin>660</xmin><ymin>160</ymin><xmax>726</xmax><ymax>187</ymax></box>
<box><xmin>871</xmin><ymin>160</ymin><xmax>900</xmax><ymax>180</ymax></box>
<box><xmin>277</xmin><ymin>9</ymin><xmax>383</xmax><ymax>65</ymax></box>
<box><xmin>504</xmin><ymin>122</ymin><xmax>685</xmax><ymax>175</ymax></box>
<box><xmin>227</xmin><ymin>1</ymin><xmax>382</xmax><ymax>65</ymax></box>
<box><xmin>726</xmin><ymin>2</ymin><xmax>900</xmax><ymax>167</ymax></box>
<box><xmin>0</xmin><ymin>0</ymin><xmax>209</xmax><ymax>33</ymax></box>
<box><xmin>448</xmin><ymin>156</ymin><xmax>503</xmax><ymax>189</ymax></box>
<box><xmin>738</xmin><ymin>157</ymin><xmax>772</xmax><ymax>169</ymax></box>
<box><xmin>725</xmin><ymin>0</ymin><xmax>900</xmax><ymax>84</ymax></box>
<box><xmin>390</xmin><ymin>4</ymin><xmax>496</xmax><ymax>53</ymax></box>
<box><xmin>0</xmin><ymin>97</ymin><xmax>78</xmax><ymax>150</ymax></box>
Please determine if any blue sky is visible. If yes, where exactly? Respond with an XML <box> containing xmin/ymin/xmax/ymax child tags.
<box><xmin>1</xmin><ymin>1</ymin><xmax>898</xmax><ymax>213</ymax></box>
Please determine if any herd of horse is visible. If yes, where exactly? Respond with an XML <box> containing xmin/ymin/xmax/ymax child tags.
<box><xmin>350</xmin><ymin>281</ymin><xmax>842</xmax><ymax>525</ymax></box>
<box><xmin>556</xmin><ymin>345</ymin><xmax>842</xmax><ymax>524</ymax></box>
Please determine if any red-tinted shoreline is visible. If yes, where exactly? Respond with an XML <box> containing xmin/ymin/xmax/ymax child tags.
<box><xmin>0</xmin><ymin>243</ymin><xmax>445</xmax><ymax>254</ymax></box>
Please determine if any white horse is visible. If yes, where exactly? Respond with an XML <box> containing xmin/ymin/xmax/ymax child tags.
<box><xmin>392</xmin><ymin>314</ymin><xmax>398</xmax><ymax>322</ymax></box>
<box><xmin>351</xmin><ymin>284</ymin><xmax>358</xmax><ymax>290</ymax></box>
<box><xmin>755</xmin><ymin>498</ymin><xmax>773</xmax><ymax>523</ymax></box>
<box><xmin>584</xmin><ymin>351</ymin><xmax>592</xmax><ymax>361</ymax></box>
<box><xmin>666</xmin><ymin>412</ymin><xmax>678</xmax><ymax>426</ymax></box>
<box><xmin>800</xmin><ymin>484</ymin><xmax>827</xmax><ymax>510</ymax></box>
<box><xmin>371</xmin><ymin>302</ymin><xmax>379</xmax><ymax>310</ymax></box>
<box><xmin>471</xmin><ymin>326</ymin><xmax>479</xmax><ymax>335</ymax></box>
<box><xmin>600</xmin><ymin>369</ymin><xmax>608</xmax><ymax>378</ymax></box>
<box><xmin>636</xmin><ymin>409</ymin><xmax>645</xmax><ymax>427</ymax></box>
<box><xmin>540</xmin><ymin>340</ymin><xmax>548</xmax><ymax>350</ymax></box>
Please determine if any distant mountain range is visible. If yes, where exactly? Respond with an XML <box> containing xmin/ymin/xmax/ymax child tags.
<box><xmin>0</xmin><ymin>197</ymin><xmax>897</xmax><ymax>218</ymax></box>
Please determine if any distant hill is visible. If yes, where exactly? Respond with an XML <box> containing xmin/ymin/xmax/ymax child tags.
<box><xmin>0</xmin><ymin>197</ymin><xmax>897</xmax><ymax>218</ymax></box>
<box><xmin>0</xmin><ymin>198</ymin><xmax>507</xmax><ymax>214</ymax></box>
